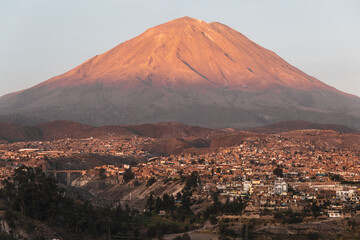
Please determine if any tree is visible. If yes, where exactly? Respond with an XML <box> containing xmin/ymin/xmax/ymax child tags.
<box><xmin>2</xmin><ymin>166</ymin><xmax>63</xmax><ymax>221</ymax></box>
<box><xmin>163</xmin><ymin>194</ymin><xmax>175</xmax><ymax>212</ymax></box>
<box><xmin>146</xmin><ymin>192</ymin><xmax>155</xmax><ymax>211</ymax></box>
<box><xmin>198</xmin><ymin>158</ymin><xmax>205</xmax><ymax>164</ymax></box>
<box><xmin>178</xmin><ymin>188</ymin><xmax>192</xmax><ymax>217</ymax></box>
<box><xmin>176</xmin><ymin>192</ymin><xmax>182</xmax><ymax>201</ymax></box>
<box><xmin>212</xmin><ymin>191</ymin><xmax>220</xmax><ymax>208</ymax></box>
<box><xmin>185</xmin><ymin>171</ymin><xmax>199</xmax><ymax>190</ymax></box>
<box><xmin>0</xmin><ymin>166</ymin><xmax>144</xmax><ymax>237</ymax></box>
<box><xmin>0</xmin><ymin>232</ymin><xmax>15</xmax><ymax>240</ymax></box>
<box><xmin>179</xmin><ymin>169</ymin><xmax>184</xmax><ymax>178</ymax></box>
<box><xmin>146</xmin><ymin>177</ymin><xmax>156</xmax><ymax>187</ymax></box>
<box><xmin>328</xmin><ymin>173</ymin><xmax>344</xmax><ymax>182</ymax></box>
<box><xmin>273</xmin><ymin>166</ymin><xmax>283</xmax><ymax>178</ymax></box>
<box><xmin>99</xmin><ymin>168</ymin><xmax>106</xmax><ymax>179</ymax></box>
<box><xmin>123</xmin><ymin>168</ymin><xmax>135</xmax><ymax>183</ymax></box>
<box><xmin>311</xmin><ymin>203</ymin><xmax>322</xmax><ymax>217</ymax></box>
<box><xmin>209</xmin><ymin>215</ymin><xmax>218</xmax><ymax>225</ymax></box>
<box><xmin>173</xmin><ymin>233</ymin><xmax>191</xmax><ymax>240</ymax></box>
<box><xmin>155</xmin><ymin>197</ymin><xmax>163</xmax><ymax>213</ymax></box>
<box><xmin>2</xmin><ymin>167</ymin><xmax>102</xmax><ymax>234</ymax></box>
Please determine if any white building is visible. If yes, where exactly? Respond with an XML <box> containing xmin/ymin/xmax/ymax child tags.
<box><xmin>242</xmin><ymin>175</ymin><xmax>252</xmax><ymax>193</ymax></box>
<box><xmin>336</xmin><ymin>189</ymin><xmax>356</xmax><ymax>201</ymax></box>
<box><xmin>274</xmin><ymin>178</ymin><xmax>288</xmax><ymax>195</ymax></box>
<box><xmin>327</xmin><ymin>210</ymin><xmax>341</xmax><ymax>218</ymax></box>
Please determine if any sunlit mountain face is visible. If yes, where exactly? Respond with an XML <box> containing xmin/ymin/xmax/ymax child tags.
<box><xmin>1</xmin><ymin>17</ymin><xmax>359</xmax><ymax>129</ymax></box>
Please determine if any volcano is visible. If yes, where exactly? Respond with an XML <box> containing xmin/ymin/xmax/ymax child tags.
<box><xmin>1</xmin><ymin>17</ymin><xmax>360</xmax><ymax>129</ymax></box>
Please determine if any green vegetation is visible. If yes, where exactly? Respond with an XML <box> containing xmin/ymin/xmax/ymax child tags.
<box><xmin>204</xmin><ymin>191</ymin><xmax>247</xmax><ymax>221</ymax></box>
<box><xmin>146</xmin><ymin>192</ymin><xmax>176</xmax><ymax>214</ymax></box>
<box><xmin>98</xmin><ymin>168</ymin><xmax>106</xmax><ymax>179</ymax></box>
<box><xmin>146</xmin><ymin>172</ymin><xmax>198</xmax><ymax>220</ymax></box>
<box><xmin>328</xmin><ymin>173</ymin><xmax>344</xmax><ymax>182</ymax></box>
<box><xmin>1</xmin><ymin>166</ymin><xmax>118</xmax><ymax>236</ymax></box>
<box><xmin>134</xmin><ymin>214</ymin><xmax>187</xmax><ymax>238</ymax></box>
<box><xmin>146</xmin><ymin>177</ymin><xmax>156</xmax><ymax>187</ymax></box>
<box><xmin>123</xmin><ymin>168</ymin><xmax>135</xmax><ymax>182</ymax></box>
<box><xmin>274</xmin><ymin>209</ymin><xmax>303</xmax><ymax>224</ymax></box>
<box><xmin>273</xmin><ymin>165</ymin><xmax>283</xmax><ymax>178</ymax></box>
<box><xmin>173</xmin><ymin>233</ymin><xmax>191</xmax><ymax>240</ymax></box>
<box><xmin>0</xmin><ymin>166</ymin><xmax>202</xmax><ymax>239</ymax></box>
<box><xmin>0</xmin><ymin>232</ymin><xmax>15</xmax><ymax>240</ymax></box>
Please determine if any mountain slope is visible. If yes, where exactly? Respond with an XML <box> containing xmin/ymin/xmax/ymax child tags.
<box><xmin>0</xmin><ymin>120</ymin><xmax>224</xmax><ymax>142</ymax></box>
<box><xmin>1</xmin><ymin>17</ymin><xmax>359</xmax><ymax>129</ymax></box>
<box><xmin>0</xmin><ymin>122</ymin><xmax>42</xmax><ymax>142</ymax></box>
<box><xmin>38</xmin><ymin>17</ymin><xmax>337</xmax><ymax>91</ymax></box>
<box><xmin>248</xmin><ymin>120</ymin><xmax>355</xmax><ymax>134</ymax></box>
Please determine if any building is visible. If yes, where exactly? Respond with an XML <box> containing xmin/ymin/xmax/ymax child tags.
<box><xmin>242</xmin><ymin>175</ymin><xmax>252</xmax><ymax>193</ymax></box>
<box><xmin>274</xmin><ymin>178</ymin><xmax>288</xmax><ymax>195</ymax></box>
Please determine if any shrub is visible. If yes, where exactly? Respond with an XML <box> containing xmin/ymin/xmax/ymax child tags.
<box><xmin>146</xmin><ymin>177</ymin><xmax>156</xmax><ymax>187</ymax></box>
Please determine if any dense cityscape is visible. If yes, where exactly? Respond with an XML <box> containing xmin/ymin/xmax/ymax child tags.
<box><xmin>1</xmin><ymin>127</ymin><xmax>360</xmax><ymax>238</ymax></box>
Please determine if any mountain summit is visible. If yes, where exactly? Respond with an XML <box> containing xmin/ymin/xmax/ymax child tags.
<box><xmin>42</xmin><ymin>16</ymin><xmax>336</xmax><ymax>91</ymax></box>
<box><xmin>1</xmin><ymin>17</ymin><xmax>360</xmax><ymax>129</ymax></box>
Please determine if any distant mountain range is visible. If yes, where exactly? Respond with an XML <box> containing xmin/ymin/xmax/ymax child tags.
<box><xmin>0</xmin><ymin>120</ymin><xmax>356</xmax><ymax>143</ymax></box>
<box><xmin>1</xmin><ymin>17</ymin><xmax>359</xmax><ymax>129</ymax></box>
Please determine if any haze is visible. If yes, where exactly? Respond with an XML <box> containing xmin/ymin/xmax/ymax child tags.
<box><xmin>1</xmin><ymin>0</ymin><xmax>360</xmax><ymax>97</ymax></box>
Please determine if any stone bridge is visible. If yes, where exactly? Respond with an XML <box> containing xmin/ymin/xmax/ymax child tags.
<box><xmin>46</xmin><ymin>170</ymin><xmax>87</xmax><ymax>186</ymax></box>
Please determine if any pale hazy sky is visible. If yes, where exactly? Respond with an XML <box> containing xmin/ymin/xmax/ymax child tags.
<box><xmin>1</xmin><ymin>0</ymin><xmax>360</xmax><ymax>97</ymax></box>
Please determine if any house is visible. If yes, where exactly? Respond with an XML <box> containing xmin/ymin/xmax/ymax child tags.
<box><xmin>327</xmin><ymin>210</ymin><xmax>341</xmax><ymax>218</ymax></box>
